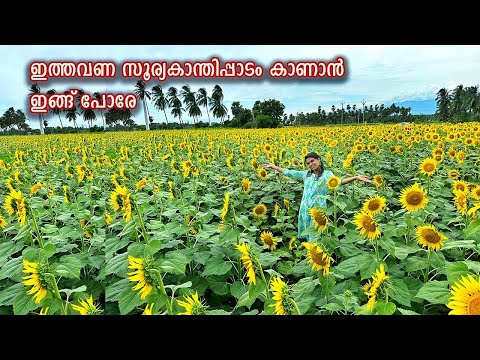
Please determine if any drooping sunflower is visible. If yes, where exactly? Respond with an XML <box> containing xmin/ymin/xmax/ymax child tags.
<box><xmin>353</xmin><ymin>211</ymin><xmax>381</xmax><ymax>240</ymax></box>
<box><xmin>399</xmin><ymin>182</ymin><xmax>429</xmax><ymax>213</ymax></box>
<box><xmin>30</xmin><ymin>182</ymin><xmax>42</xmax><ymax>194</ymax></box>
<box><xmin>235</xmin><ymin>242</ymin><xmax>256</xmax><ymax>285</ymax></box>
<box><xmin>71</xmin><ymin>295</ymin><xmax>102</xmax><ymax>315</ymax></box>
<box><xmin>4</xmin><ymin>188</ymin><xmax>27</xmax><ymax>226</ymax></box>
<box><xmin>143</xmin><ymin>303</ymin><xmax>154</xmax><ymax>315</ymax></box>
<box><xmin>454</xmin><ymin>190</ymin><xmax>468</xmax><ymax>216</ymax></box>
<box><xmin>446</xmin><ymin>274</ymin><xmax>480</xmax><ymax>315</ymax></box>
<box><xmin>250</xmin><ymin>158</ymin><xmax>259</xmax><ymax>169</ymax></box>
<box><xmin>362</xmin><ymin>195</ymin><xmax>387</xmax><ymax>216</ymax></box>
<box><xmin>135</xmin><ymin>178</ymin><xmax>147</xmax><ymax>189</ymax></box>
<box><xmin>220</xmin><ymin>192</ymin><xmax>230</xmax><ymax>221</ymax></box>
<box><xmin>363</xmin><ymin>263</ymin><xmax>389</xmax><ymax>310</ymax></box>
<box><xmin>416</xmin><ymin>224</ymin><xmax>447</xmax><ymax>251</ymax></box>
<box><xmin>0</xmin><ymin>214</ymin><xmax>7</xmax><ymax>228</ymax></box>
<box><xmin>283</xmin><ymin>198</ymin><xmax>290</xmax><ymax>210</ymax></box>
<box><xmin>288</xmin><ymin>237</ymin><xmax>297</xmax><ymax>250</ymax></box>
<box><xmin>260</xmin><ymin>231</ymin><xmax>277</xmax><ymax>250</ymax></box>
<box><xmin>419</xmin><ymin>158</ymin><xmax>437</xmax><ymax>176</ymax></box>
<box><xmin>22</xmin><ymin>260</ymin><xmax>48</xmax><ymax>303</ymax></box>
<box><xmin>452</xmin><ymin>180</ymin><xmax>469</xmax><ymax>194</ymax></box>
<box><xmin>309</xmin><ymin>207</ymin><xmax>328</xmax><ymax>232</ymax></box>
<box><xmin>373</xmin><ymin>174</ymin><xmax>383</xmax><ymax>188</ymax></box>
<box><xmin>241</xmin><ymin>178</ymin><xmax>251</xmax><ymax>194</ymax></box>
<box><xmin>252</xmin><ymin>203</ymin><xmax>267</xmax><ymax>218</ymax></box>
<box><xmin>105</xmin><ymin>211</ymin><xmax>113</xmax><ymax>224</ymax></box>
<box><xmin>110</xmin><ymin>185</ymin><xmax>132</xmax><ymax>222</ymax></box>
<box><xmin>327</xmin><ymin>174</ymin><xmax>341</xmax><ymax>190</ymax></box>
<box><xmin>302</xmin><ymin>242</ymin><xmax>333</xmax><ymax>276</ymax></box>
<box><xmin>257</xmin><ymin>167</ymin><xmax>268</xmax><ymax>180</ymax></box>
<box><xmin>177</xmin><ymin>291</ymin><xmax>207</xmax><ymax>315</ymax></box>
<box><xmin>127</xmin><ymin>255</ymin><xmax>153</xmax><ymax>300</ymax></box>
<box><xmin>467</xmin><ymin>202</ymin><xmax>480</xmax><ymax>217</ymax></box>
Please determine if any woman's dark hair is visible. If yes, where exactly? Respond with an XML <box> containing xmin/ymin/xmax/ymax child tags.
<box><xmin>304</xmin><ymin>151</ymin><xmax>324</xmax><ymax>178</ymax></box>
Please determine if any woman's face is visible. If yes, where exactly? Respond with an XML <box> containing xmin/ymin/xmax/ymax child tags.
<box><xmin>306</xmin><ymin>157</ymin><xmax>321</xmax><ymax>172</ymax></box>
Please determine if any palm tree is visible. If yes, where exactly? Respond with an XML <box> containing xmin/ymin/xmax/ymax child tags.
<box><xmin>134</xmin><ymin>79</ymin><xmax>151</xmax><ymax>130</ymax></box>
<box><xmin>46</xmin><ymin>89</ymin><xmax>64</xmax><ymax>128</ymax></box>
<box><xmin>167</xmin><ymin>87</ymin><xmax>184</xmax><ymax>125</ymax></box>
<box><xmin>181</xmin><ymin>85</ymin><xmax>202</xmax><ymax>125</ymax></box>
<box><xmin>65</xmin><ymin>106</ymin><xmax>79</xmax><ymax>129</ymax></box>
<box><xmin>210</xmin><ymin>85</ymin><xmax>228</xmax><ymax>125</ymax></box>
<box><xmin>196</xmin><ymin>87</ymin><xmax>211</xmax><ymax>126</ymax></box>
<box><xmin>92</xmin><ymin>92</ymin><xmax>106</xmax><ymax>130</ymax></box>
<box><xmin>435</xmin><ymin>88</ymin><xmax>451</xmax><ymax>120</ymax></box>
<box><xmin>451</xmin><ymin>85</ymin><xmax>464</xmax><ymax>115</ymax></box>
<box><xmin>151</xmin><ymin>84</ymin><xmax>170</xmax><ymax>125</ymax></box>
<box><xmin>28</xmin><ymin>83</ymin><xmax>45</xmax><ymax>134</ymax></box>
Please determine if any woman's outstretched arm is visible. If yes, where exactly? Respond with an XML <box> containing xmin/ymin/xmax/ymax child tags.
<box><xmin>341</xmin><ymin>175</ymin><xmax>373</xmax><ymax>185</ymax></box>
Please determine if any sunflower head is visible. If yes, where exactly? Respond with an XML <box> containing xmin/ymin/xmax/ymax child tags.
<box><xmin>416</xmin><ymin>224</ymin><xmax>447</xmax><ymax>251</ymax></box>
<box><xmin>399</xmin><ymin>182</ymin><xmax>429</xmax><ymax>213</ymax></box>
<box><xmin>419</xmin><ymin>158</ymin><xmax>437</xmax><ymax>176</ymax></box>
<box><xmin>235</xmin><ymin>242</ymin><xmax>256</xmax><ymax>285</ymax></box>
<box><xmin>241</xmin><ymin>178</ymin><xmax>251</xmax><ymax>193</ymax></box>
<box><xmin>257</xmin><ymin>167</ymin><xmax>268</xmax><ymax>180</ymax></box>
<box><xmin>353</xmin><ymin>211</ymin><xmax>381</xmax><ymax>241</ymax></box>
<box><xmin>177</xmin><ymin>291</ymin><xmax>208</xmax><ymax>315</ymax></box>
<box><xmin>446</xmin><ymin>274</ymin><xmax>480</xmax><ymax>315</ymax></box>
<box><xmin>327</xmin><ymin>175</ymin><xmax>340</xmax><ymax>190</ymax></box>
<box><xmin>253</xmin><ymin>203</ymin><xmax>267</xmax><ymax>218</ymax></box>
<box><xmin>22</xmin><ymin>259</ymin><xmax>49</xmax><ymax>304</ymax></box>
<box><xmin>362</xmin><ymin>195</ymin><xmax>387</xmax><ymax>216</ymax></box>
<box><xmin>302</xmin><ymin>242</ymin><xmax>333</xmax><ymax>276</ymax></box>
<box><xmin>308</xmin><ymin>207</ymin><xmax>328</xmax><ymax>232</ymax></box>
<box><xmin>373</xmin><ymin>175</ymin><xmax>383</xmax><ymax>188</ymax></box>
<box><xmin>127</xmin><ymin>255</ymin><xmax>155</xmax><ymax>300</ymax></box>
<box><xmin>71</xmin><ymin>295</ymin><xmax>103</xmax><ymax>315</ymax></box>
<box><xmin>452</xmin><ymin>180</ymin><xmax>469</xmax><ymax>194</ymax></box>
<box><xmin>260</xmin><ymin>231</ymin><xmax>277</xmax><ymax>250</ymax></box>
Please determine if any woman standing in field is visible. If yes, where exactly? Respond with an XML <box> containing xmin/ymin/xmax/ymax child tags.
<box><xmin>263</xmin><ymin>151</ymin><xmax>372</xmax><ymax>241</ymax></box>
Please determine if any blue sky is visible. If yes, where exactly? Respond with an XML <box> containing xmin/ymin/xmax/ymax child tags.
<box><xmin>1</xmin><ymin>45</ymin><xmax>479</xmax><ymax>129</ymax></box>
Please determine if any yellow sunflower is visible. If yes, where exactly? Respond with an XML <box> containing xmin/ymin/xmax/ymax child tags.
<box><xmin>362</xmin><ymin>195</ymin><xmax>387</xmax><ymax>216</ymax></box>
<box><xmin>363</xmin><ymin>263</ymin><xmax>389</xmax><ymax>310</ymax></box>
<box><xmin>177</xmin><ymin>291</ymin><xmax>207</xmax><ymax>315</ymax></box>
<box><xmin>241</xmin><ymin>178</ymin><xmax>251</xmax><ymax>194</ymax></box>
<box><xmin>252</xmin><ymin>203</ymin><xmax>267</xmax><ymax>218</ymax></box>
<box><xmin>235</xmin><ymin>242</ymin><xmax>256</xmax><ymax>285</ymax></box>
<box><xmin>143</xmin><ymin>303</ymin><xmax>154</xmax><ymax>315</ymax></box>
<box><xmin>0</xmin><ymin>214</ymin><xmax>7</xmax><ymax>228</ymax></box>
<box><xmin>448</xmin><ymin>169</ymin><xmax>460</xmax><ymax>180</ymax></box>
<box><xmin>135</xmin><ymin>178</ymin><xmax>147</xmax><ymax>189</ymax></box>
<box><xmin>4</xmin><ymin>188</ymin><xmax>27</xmax><ymax>226</ymax></box>
<box><xmin>446</xmin><ymin>274</ymin><xmax>480</xmax><ymax>315</ymax></box>
<box><xmin>470</xmin><ymin>185</ymin><xmax>480</xmax><ymax>201</ymax></box>
<box><xmin>283</xmin><ymin>198</ymin><xmax>290</xmax><ymax>210</ymax></box>
<box><xmin>127</xmin><ymin>256</ymin><xmax>153</xmax><ymax>300</ymax></box>
<box><xmin>250</xmin><ymin>158</ymin><xmax>259</xmax><ymax>169</ymax></box>
<box><xmin>327</xmin><ymin>175</ymin><xmax>341</xmax><ymax>190</ymax></box>
<box><xmin>399</xmin><ymin>182</ymin><xmax>429</xmax><ymax>213</ymax></box>
<box><xmin>110</xmin><ymin>185</ymin><xmax>132</xmax><ymax>222</ymax></box>
<box><xmin>22</xmin><ymin>260</ymin><xmax>48</xmax><ymax>303</ymax></box>
<box><xmin>309</xmin><ymin>207</ymin><xmax>328</xmax><ymax>232</ymax></box>
<box><xmin>30</xmin><ymin>182</ymin><xmax>42</xmax><ymax>194</ymax></box>
<box><xmin>456</xmin><ymin>150</ymin><xmax>466</xmax><ymax>164</ymax></box>
<box><xmin>257</xmin><ymin>167</ymin><xmax>268</xmax><ymax>180</ymax></box>
<box><xmin>302</xmin><ymin>242</ymin><xmax>333</xmax><ymax>276</ymax></box>
<box><xmin>419</xmin><ymin>158</ymin><xmax>437</xmax><ymax>176</ymax></box>
<box><xmin>416</xmin><ymin>224</ymin><xmax>447</xmax><ymax>251</ymax></box>
<box><xmin>452</xmin><ymin>180</ymin><xmax>469</xmax><ymax>194</ymax></box>
<box><xmin>71</xmin><ymin>295</ymin><xmax>102</xmax><ymax>315</ymax></box>
<box><xmin>373</xmin><ymin>175</ymin><xmax>383</xmax><ymax>188</ymax></box>
<box><xmin>269</xmin><ymin>276</ymin><xmax>288</xmax><ymax>315</ymax></box>
<box><xmin>220</xmin><ymin>192</ymin><xmax>230</xmax><ymax>221</ymax></box>
<box><xmin>454</xmin><ymin>190</ymin><xmax>468</xmax><ymax>216</ymax></box>
<box><xmin>260</xmin><ymin>231</ymin><xmax>277</xmax><ymax>250</ymax></box>
<box><xmin>467</xmin><ymin>202</ymin><xmax>480</xmax><ymax>217</ymax></box>
<box><xmin>353</xmin><ymin>211</ymin><xmax>381</xmax><ymax>240</ymax></box>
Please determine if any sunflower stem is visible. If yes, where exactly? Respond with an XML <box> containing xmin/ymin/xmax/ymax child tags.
<box><xmin>45</xmin><ymin>273</ymin><xmax>66</xmax><ymax>314</ymax></box>
<box><xmin>28</xmin><ymin>203</ymin><xmax>44</xmax><ymax>249</ymax></box>
<box><xmin>424</xmin><ymin>249</ymin><xmax>432</xmax><ymax>283</ymax></box>
<box><xmin>333</xmin><ymin>189</ymin><xmax>337</xmax><ymax>227</ymax></box>
<box><xmin>151</xmin><ymin>269</ymin><xmax>172</xmax><ymax>315</ymax></box>
<box><xmin>406</xmin><ymin>212</ymin><xmax>412</xmax><ymax>245</ymax></box>
<box><xmin>291</xmin><ymin>298</ymin><xmax>301</xmax><ymax>315</ymax></box>
<box><xmin>375</xmin><ymin>237</ymin><xmax>380</xmax><ymax>262</ymax></box>
<box><xmin>230</xmin><ymin>199</ymin><xmax>243</xmax><ymax>280</ymax></box>
<box><xmin>132</xmin><ymin>197</ymin><xmax>149</xmax><ymax>243</ymax></box>
<box><xmin>257</xmin><ymin>261</ymin><xmax>270</xmax><ymax>301</ymax></box>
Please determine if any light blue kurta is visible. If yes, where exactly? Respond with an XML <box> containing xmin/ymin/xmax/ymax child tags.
<box><xmin>282</xmin><ymin>169</ymin><xmax>339</xmax><ymax>241</ymax></box>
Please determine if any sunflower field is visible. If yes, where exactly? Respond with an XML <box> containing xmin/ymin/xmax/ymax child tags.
<box><xmin>0</xmin><ymin>122</ymin><xmax>479</xmax><ymax>315</ymax></box>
